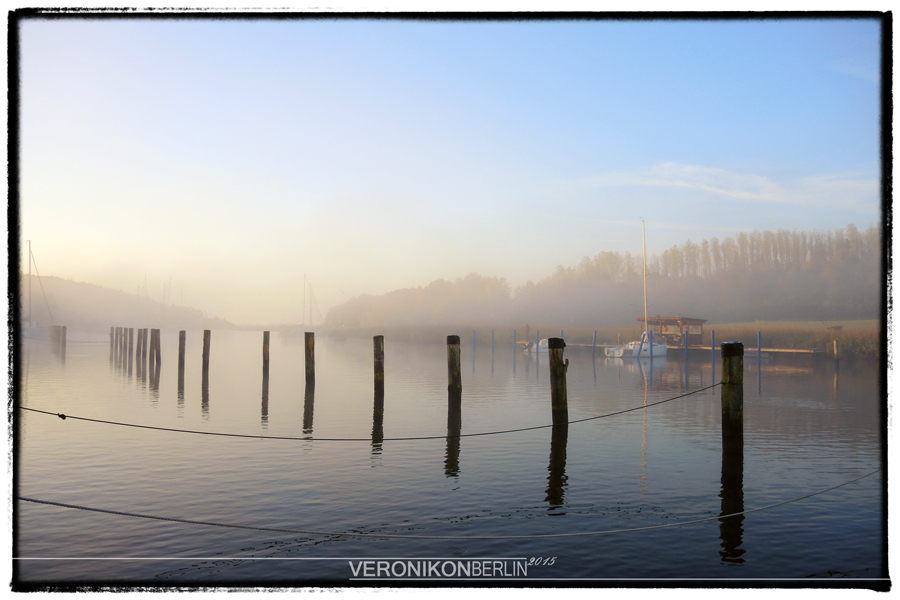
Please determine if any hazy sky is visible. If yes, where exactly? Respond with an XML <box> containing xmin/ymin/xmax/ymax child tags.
<box><xmin>18</xmin><ymin>16</ymin><xmax>882</xmax><ymax>325</ymax></box>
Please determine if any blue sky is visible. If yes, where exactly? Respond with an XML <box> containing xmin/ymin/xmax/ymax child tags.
<box><xmin>19</xmin><ymin>16</ymin><xmax>883</xmax><ymax>324</ymax></box>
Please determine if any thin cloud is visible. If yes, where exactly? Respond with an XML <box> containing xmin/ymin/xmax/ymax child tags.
<box><xmin>581</xmin><ymin>163</ymin><xmax>879</xmax><ymax>212</ymax></box>
<box><xmin>827</xmin><ymin>57</ymin><xmax>879</xmax><ymax>83</ymax></box>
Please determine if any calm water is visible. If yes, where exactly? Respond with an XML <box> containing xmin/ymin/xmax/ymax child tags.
<box><xmin>15</xmin><ymin>329</ymin><xmax>886</xmax><ymax>586</ymax></box>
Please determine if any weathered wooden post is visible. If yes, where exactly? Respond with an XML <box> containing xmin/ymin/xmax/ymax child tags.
<box><xmin>153</xmin><ymin>329</ymin><xmax>161</xmax><ymax>371</ymax></box>
<box><xmin>141</xmin><ymin>328</ymin><xmax>149</xmax><ymax>379</ymax></box>
<box><xmin>110</xmin><ymin>327</ymin><xmax>114</xmax><ymax>362</ymax></box>
<box><xmin>719</xmin><ymin>341</ymin><xmax>744</xmax><ymax>563</ymax></box>
<box><xmin>262</xmin><ymin>331</ymin><xmax>270</xmax><ymax>396</ymax></box>
<box><xmin>127</xmin><ymin>328</ymin><xmax>133</xmax><ymax>374</ymax></box>
<box><xmin>721</xmin><ymin>342</ymin><xmax>743</xmax><ymax>427</ymax></box>
<box><xmin>202</xmin><ymin>329</ymin><xmax>211</xmax><ymax>382</ymax></box>
<box><xmin>134</xmin><ymin>329</ymin><xmax>141</xmax><ymax>377</ymax></box>
<box><xmin>373</xmin><ymin>335</ymin><xmax>385</xmax><ymax>396</ymax></box>
<box><xmin>147</xmin><ymin>329</ymin><xmax>157</xmax><ymax>382</ymax></box>
<box><xmin>447</xmin><ymin>334</ymin><xmax>461</xmax><ymax>398</ymax></box>
<box><xmin>304</xmin><ymin>332</ymin><xmax>315</xmax><ymax>386</ymax></box>
<box><xmin>548</xmin><ymin>337</ymin><xmax>568</xmax><ymax>424</ymax></box>
<box><xmin>591</xmin><ymin>330</ymin><xmax>597</xmax><ymax>357</ymax></box>
<box><xmin>372</xmin><ymin>389</ymin><xmax>384</xmax><ymax>454</ymax></box>
<box><xmin>178</xmin><ymin>330</ymin><xmax>186</xmax><ymax>393</ymax></box>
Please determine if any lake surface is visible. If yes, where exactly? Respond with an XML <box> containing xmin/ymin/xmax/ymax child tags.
<box><xmin>15</xmin><ymin>328</ymin><xmax>886</xmax><ymax>587</ymax></box>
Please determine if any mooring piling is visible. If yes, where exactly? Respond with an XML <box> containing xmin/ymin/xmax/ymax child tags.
<box><xmin>262</xmin><ymin>331</ymin><xmax>270</xmax><ymax>403</ymax></box>
<box><xmin>721</xmin><ymin>342</ymin><xmax>743</xmax><ymax>427</ymax></box>
<box><xmin>178</xmin><ymin>330</ymin><xmax>186</xmax><ymax>392</ymax></box>
<box><xmin>447</xmin><ymin>335</ymin><xmax>462</xmax><ymax>398</ymax></box>
<box><xmin>374</xmin><ymin>335</ymin><xmax>385</xmax><ymax>396</ymax></box>
<box><xmin>153</xmin><ymin>329</ymin><xmax>161</xmax><ymax>370</ymax></box>
<box><xmin>202</xmin><ymin>330</ymin><xmax>211</xmax><ymax>378</ymax></box>
<box><xmin>548</xmin><ymin>337</ymin><xmax>568</xmax><ymax>424</ymax></box>
<box><xmin>591</xmin><ymin>330</ymin><xmax>597</xmax><ymax>357</ymax></box>
<box><xmin>304</xmin><ymin>332</ymin><xmax>315</xmax><ymax>386</ymax></box>
<box><xmin>109</xmin><ymin>327</ymin><xmax>114</xmax><ymax>362</ymax></box>
<box><xmin>262</xmin><ymin>330</ymin><xmax>270</xmax><ymax>380</ymax></box>
<box><xmin>719</xmin><ymin>341</ymin><xmax>745</xmax><ymax>560</ymax></box>
<box><xmin>128</xmin><ymin>327</ymin><xmax>134</xmax><ymax>364</ymax></box>
<box><xmin>142</xmin><ymin>328</ymin><xmax>149</xmax><ymax>378</ymax></box>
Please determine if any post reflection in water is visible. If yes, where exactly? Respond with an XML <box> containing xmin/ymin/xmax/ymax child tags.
<box><xmin>545</xmin><ymin>422</ymin><xmax>568</xmax><ymax>512</ymax></box>
<box><xmin>719</xmin><ymin>410</ymin><xmax>746</xmax><ymax>564</ymax></box>
<box><xmin>302</xmin><ymin>382</ymin><xmax>315</xmax><ymax>434</ymax></box>
<box><xmin>444</xmin><ymin>393</ymin><xmax>461</xmax><ymax>477</ymax></box>
<box><xmin>261</xmin><ymin>375</ymin><xmax>269</xmax><ymax>428</ymax></box>
<box><xmin>371</xmin><ymin>392</ymin><xmax>384</xmax><ymax>458</ymax></box>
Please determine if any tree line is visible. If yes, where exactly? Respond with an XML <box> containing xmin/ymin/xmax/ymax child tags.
<box><xmin>325</xmin><ymin>224</ymin><xmax>882</xmax><ymax>329</ymax></box>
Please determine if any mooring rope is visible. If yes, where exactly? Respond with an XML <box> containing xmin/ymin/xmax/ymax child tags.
<box><xmin>17</xmin><ymin>383</ymin><xmax>720</xmax><ymax>442</ymax></box>
<box><xmin>16</xmin><ymin>468</ymin><xmax>879</xmax><ymax>540</ymax></box>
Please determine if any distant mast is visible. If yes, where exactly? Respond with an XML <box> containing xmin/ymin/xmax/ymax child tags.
<box><xmin>642</xmin><ymin>220</ymin><xmax>648</xmax><ymax>336</ymax></box>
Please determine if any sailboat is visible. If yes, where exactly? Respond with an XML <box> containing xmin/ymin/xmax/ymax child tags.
<box><xmin>605</xmin><ymin>221</ymin><xmax>668</xmax><ymax>359</ymax></box>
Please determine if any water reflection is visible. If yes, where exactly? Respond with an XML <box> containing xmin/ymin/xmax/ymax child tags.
<box><xmin>302</xmin><ymin>382</ymin><xmax>315</xmax><ymax>434</ymax></box>
<box><xmin>261</xmin><ymin>379</ymin><xmax>269</xmax><ymax>428</ymax></box>
<box><xmin>201</xmin><ymin>375</ymin><xmax>209</xmax><ymax>420</ymax></box>
<box><xmin>719</xmin><ymin>403</ymin><xmax>746</xmax><ymax>564</ymax></box>
<box><xmin>444</xmin><ymin>395</ymin><xmax>461</xmax><ymax>477</ymax></box>
<box><xmin>545</xmin><ymin>423</ymin><xmax>568</xmax><ymax>512</ymax></box>
<box><xmin>371</xmin><ymin>392</ymin><xmax>384</xmax><ymax>458</ymax></box>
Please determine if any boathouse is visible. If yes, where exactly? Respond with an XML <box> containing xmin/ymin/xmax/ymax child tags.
<box><xmin>637</xmin><ymin>316</ymin><xmax>707</xmax><ymax>347</ymax></box>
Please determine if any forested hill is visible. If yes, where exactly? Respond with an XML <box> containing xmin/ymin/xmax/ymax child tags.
<box><xmin>18</xmin><ymin>275</ymin><xmax>234</xmax><ymax>331</ymax></box>
<box><xmin>325</xmin><ymin>224</ymin><xmax>882</xmax><ymax>328</ymax></box>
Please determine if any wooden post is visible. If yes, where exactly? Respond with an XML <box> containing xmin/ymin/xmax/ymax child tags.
<box><xmin>592</xmin><ymin>330</ymin><xmax>597</xmax><ymax>357</ymax></box>
<box><xmin>135</xmin><ymin>329</ymin><xmax>143</xmax><ymax>378</ymax></box>
<box><xmin>128</xmin><ymin>327</ymin><xmax>134</xmax><ymax>364</ymax></box>
<box><xmin>373</xmin><ymin>335</ymin><xmax>385</xmax><ymax>396</ymax></box>
<box><xmin>513</xmin><ymin>329</ymin><xmax>517</xmax><ymax>348</ymax></box>
<box><xmin>304</xmin><ymin>332</ymin><xmax>315</xmax><ymax>386</ymax></box>
<box><xmin>711</xmin><ymin>330</ymin><xmax>716</xmax><ymax>388</ymax></box>
<box><xmin>110</xmin><ymin>327</ymin><xmax>114</xmax><ymax>362</ymax></box>
<box><xmin>548</xmin><ymin>337</ymin><xmax>568</xmax><ymax>424</ymax></box>
<box><xmin>447</xmin><ymin>335</ymin><xmax>461</xmax><ymax>398</ymax></box>
<box><xmin>684</xmin><ymin>328</ymin><xmax>689</xmax><ymax>361</ymax></box>
<box><xmin>719</xmin><ymin>341</ymin><xmax>744</xmax><ymax>559</ymax></box>
<box><xmin>202</xmin><ymin>330</ymin><xmax>211</xmax><ymax>379</ymax></box>
<box><xmin>721</xmin><ymin>342</ymin><xmax>743</xmax><ymax>425</ymax></box>
<box><xmin>142</xmin><ymin>328</ymin><xmax>149</xmax><ymax>378</ymax></box>
<box><xmin>178</xmin><ymin>330</ymin><xmax>186</xmax><ymax>392</ymax></box>
<box><xmin>262</xmin><ymin>331</ymin><xmax>270</xmax><ymax>398</ymax></box>
<box><xmin>147</xmin><ymin>329</ymin><xmax>157</xmax><ymax>382</ymax></box>
<box><xmin>153</xmin><ymin>329</ymin><xmax>161</xmax><ymax>371</ymax></box>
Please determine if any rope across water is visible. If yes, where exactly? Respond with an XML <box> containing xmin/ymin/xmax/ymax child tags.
<box><xmin>18</xmin><ymin>383</ymin><xmax>720</xmax><ymax>442</ymax></box>
<box><xmin>17</xmin><ymin>469</ymin><xmax>879</xmax><ymax>540</ymax></box>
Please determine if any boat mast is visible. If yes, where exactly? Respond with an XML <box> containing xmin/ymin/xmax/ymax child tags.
<box><xmin>642</xmin><ymin>220</ymin><xmax>648</xmax><ymax>337</ymax></box>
